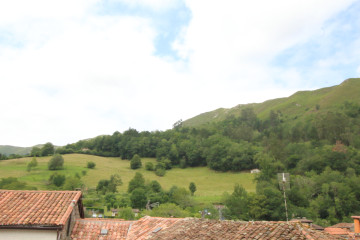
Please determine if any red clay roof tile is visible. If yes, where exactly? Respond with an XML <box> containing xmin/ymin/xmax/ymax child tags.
<box><xmin>0</xmin><ymin>190</ymin><xmax>81</xmax><ymax>227</ymax></box>
<box><xmin>71</xmin><ymin>218</ymin><xmax>132</xmax><ymax>240</ymax></box>
<box><xmin>147</xmin><ymin>218</ymin><xmax>345</xmax><ymax>240</ymax></box>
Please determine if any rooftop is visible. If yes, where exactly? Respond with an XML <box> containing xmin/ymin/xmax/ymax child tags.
<box><xmin>147</xmin><ymin>218</ymin><xmax>344</xmax><ymax>240</ymax></box>
<box><xmin>71</xmin><ymin>219</ymin><xmax>132</xmax><ymax>240</ymax></box>
<box><xmin>0</xmin><ymin>190</ymin><xmax>82</xmax><ymax>228</ymax></box>
<box><xmin>71</xmin><ymin>217</ymin><xmax>345</xmax><ymax>240</ymax></box>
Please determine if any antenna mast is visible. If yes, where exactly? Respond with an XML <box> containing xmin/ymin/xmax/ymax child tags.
<box><xmin>277</xmin><ymin>173</ymin><xmax>290</xmax><ymax>222</ymax></box>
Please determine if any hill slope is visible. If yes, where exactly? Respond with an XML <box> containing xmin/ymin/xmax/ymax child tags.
<box><xmin>0</xmin><ymin>145</ymin><xmax>34</xmax><ymax>156</ymax></box>
<box><xmin>183</xmin><ymin>78</ymin><xmax>360</xmax><ymax>127</ymax></box>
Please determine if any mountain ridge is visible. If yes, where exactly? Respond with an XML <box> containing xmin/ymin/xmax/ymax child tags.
<box><xmin>183</xmin><ymin>78</ymin><xmax>360</xmax><ymax>127</ymax></box>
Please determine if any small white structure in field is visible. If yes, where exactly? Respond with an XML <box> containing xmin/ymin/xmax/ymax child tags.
<box><xmin>250</xmin><ymin>169</ymin><xmax>261</xmax><ymax>174</ymax></box>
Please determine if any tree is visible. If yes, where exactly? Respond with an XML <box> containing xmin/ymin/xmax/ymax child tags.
<box><xmin>48</xmin><ymin>154</ymin><xmax>64</xmax><ymax>170</ymax></box>
<box><xmin>41</xmin><ymin>142</ymin><xmax>55</xmax><ymax>156</ymax></box>
<box><xmin>155</xmin><ymin>167</ymin><xmax>166</xmax><ymax>177</ymax></box>
<box><xmin>149</xmin><ymin>203</ymin><xmax>189</xmax><ymax>218</ymax></box>
<box><xmin>130</xmin><ymin>154</ymin><xmax>142</xmax><ymax>169</ymax></box>
<box><xmin>0</xmin><ymin>177</ymin><xmax>36</xmax><ymax>190</ymax></box>
<box><xmin>130</xmin><ymin>188</ymin><xmax>147</xmax><ymax>209</ymax></box>
<box><xmin>27</xmin><ymin>157</ymin><xmax>38</xmax><ymax>172</ymax></box>
<box><xmin>128</xmin><ymin>172</ymin><xmax>145</xmax><ymax>193</ymax></box>
<box><xmin>224</xmin><ymin>184</ymin><xmax>249</xmax><ymax>220</ymax></box>
<box><xmin>118</xmin><ymin>207</ymin><xmax>135</xmax><ymax>220</ymax></box>
<box><xmin>30</xmin><ymin>147</ymin><xmax>41</xmax><ymax>157</ymax></box>
<box><xmin>145</xmin><ymin>162</ymin><xmax>154</xmax><ymax>171</ymax></box>
<box><xmin>189</xmin><ymin>182</ymin><xmax>197</xmax><ymax>196</ymax></box>
<box><xmin>63</xmin><ymin>176</ymin><xmax>82</xmax><ymax>190</ymax></box>
<box><xmin>148</xmin><ymin>180</ymin><xmax>162</xmax><ymax>193</ymax></box>
<box><xmin>96</xmin><ymin>174</ymin><xmax>122</xmax><ymax>194</ymax></box>
<box><xmin>87</xmin><ymin>161</ymin><xmax>96</xmax><ymax>169</ymax></box>
<box><xmin>170</xmin><ymin>187</ymin><xmax>195</xmax><ymax>208</ymax></box>
<box><xmin>49</xmin><ymin>173</ymin><xmax>66</xmax><ymax>187</ymax></box>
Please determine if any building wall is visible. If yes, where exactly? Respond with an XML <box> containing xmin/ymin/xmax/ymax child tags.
<box><xmin>59</xmin><ymin>202</ymin><xmax>81</xmax><ymax>240</ymax></box>
<box><xmin>0</xmin><ymin>229</ymin><xmax>57</xmax><ymax>240</ymax></box>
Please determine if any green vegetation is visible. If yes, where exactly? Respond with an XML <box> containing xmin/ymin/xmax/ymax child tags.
<box><xmin>87</xmin><ymin>161</ymin><xmax>96</xmax><ymax>169</ymax></box>
<box><xmin>130</xmin><ymin>154</ymin><xmax>142</xmax><ymax>169</ymax></box>
<box><xmin>0</xmin><ymin>154</ymin><xmax>254</xmax><ymax>201</ymax></box>
<box><xmin>48</xmin><ymin>154</ymin><xmax>64</xmax><ymax>170</ymax></box>
<box><xmin>189</xmin><ymin>182</ymin><xmax>196</xmax><ymax>196</ymax></box>
<box><xmin>27</xmin><ymin>157</ymin><xmax>38</xmax><ymax>172</ymax></box>
<box><xmin>2</xmin><ymin>78</ymin><xmax>360</xmax><ymax>224</ymax></box>
<box><xmin>183</xmin><ymin>78</ymin><xmax>360</xmax><ymax>127</ymax></box>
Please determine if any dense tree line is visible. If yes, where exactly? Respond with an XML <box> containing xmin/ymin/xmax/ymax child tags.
<box><xmin>42</xmin><ymin>101</ymin><xmax>360</xmax><ymax>224</ymax></box>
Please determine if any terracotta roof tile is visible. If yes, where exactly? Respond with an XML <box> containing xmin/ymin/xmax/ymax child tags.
<box><xmin>71</xmin><ymin>218</ymin><xmax>132</xmax><ymax>240</ymax></box>
<box><xmin>72</xmin><ymin>216</ymin><xmax>346</xmax><ymax>240</ymax></box>
<box><xmin>329</xmin><ymin>223</ymin><xmax>354</xmax><ymax>229</ymax></box>
<box><xmin>147</xmin><ymin>218</ymin><xmax>345</xmax><ymax>240</ymax></box>
<box><xmin>127</xmin><ymin>216</ymin><xmax>183</xmax><ymax>240</ymax></box>
<box><xmin>325</xmin><ymin>227</ymin><xmax>350</xmax><ymax>235</ymax></box>
<box><xmin>0</xmin><ymin>190</ymin><xmax>81</xmax><ymax>227</ymax></box>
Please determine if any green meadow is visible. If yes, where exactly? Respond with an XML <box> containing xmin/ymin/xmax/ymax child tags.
<box><xmin>0</xmin><ymin>154</ymin><xmax>255</xmax><ymax>203</ymax></box>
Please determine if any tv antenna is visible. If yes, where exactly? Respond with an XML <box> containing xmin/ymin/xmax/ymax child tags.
<box><xmin>277</xmin><ymin>173</ymin><xmax>290</xmax><ymax>222</ymax></box>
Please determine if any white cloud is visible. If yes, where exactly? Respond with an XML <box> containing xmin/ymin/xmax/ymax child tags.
<box><xmin>111</xmin><ymin>0</ymin><xmax>181</xmax><ymax>11</ymax></box>
<box><xmin>0</xmin><ymin>0</ymin><xmax>358</xmax><ymax>146</ymax></box>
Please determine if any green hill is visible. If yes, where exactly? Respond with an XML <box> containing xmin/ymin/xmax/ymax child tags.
<box><xmin>0</xmin><ymin>145</ymin><xmax>35</xmax><ymax>156</ymax></box>
<box><xmin>183</xmin><ymin>78</ymin><xmax>360</xmax><ymax>127</ymax></box>
<box><xmin>0</xmin><ymin>154</ymin><xmax>255</xmax><ymax>203</ymax></box>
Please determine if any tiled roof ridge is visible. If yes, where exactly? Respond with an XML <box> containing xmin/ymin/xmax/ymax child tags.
<box><xmin>58</xmin><ymin>191</ymin><xmax>82</xmax><ymax>225</ymax></box>
<box><xmin>140</xmin><ymin>216</ymin><xmax>185</xmax><ymax>220</ymax></box>
<box><xmin>0</xmin><ymin>190</ymin><xmax>82</xmax><ymax>227</ymax></box>
<box><xmin>0</xmin><ymin>189</ymin><xmax>81</xmax><ymax>193</ymax></box>
<box><xmin>77</xmin><ymin>218</ymin><xmax>134</xmax><ymax>223</ymax></box>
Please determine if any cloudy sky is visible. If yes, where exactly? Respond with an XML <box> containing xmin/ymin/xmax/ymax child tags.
<box><xmin>1</xmin><ymin>0</ymin><xmax>360</xmax><ymax>147</ymax></box>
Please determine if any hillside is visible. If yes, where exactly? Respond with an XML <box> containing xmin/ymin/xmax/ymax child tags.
<box><xmin>183</xmin><ymin>78</ymin><xmax>360</xmax><ymax>127</ymax></box>
<box><xmin>0</xmin><ymin>145</ymin><xmax>34</xmax><ymax>156</ymax></box>
<box><xmin>0</xmin><ymin>154</ymin><xmax>255</xmax><ymax>203</ymax></box>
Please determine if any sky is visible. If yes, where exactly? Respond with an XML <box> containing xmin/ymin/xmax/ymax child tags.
<box><xmin>0</xmin><ymin>0</ymin><xmax>360</xmax><ymax>147</ymax></box>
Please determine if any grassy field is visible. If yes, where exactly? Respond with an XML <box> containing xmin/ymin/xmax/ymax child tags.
<box><xmin>0</xmin><ymin>154</ymin><xmax>256</xmax><ymax>203</ymax></box>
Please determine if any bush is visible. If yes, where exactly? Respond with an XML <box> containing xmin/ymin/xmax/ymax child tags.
<box><xmin>155</xmin><ymin>167</ymin><xmax>166</xmax><ymax>177</ymax></box>
<box><xmin>87</xmin><ymin>161</ymin><xmax>96</xmax><ymax>169</ymax></box>
<box><xmin>48</xmin><ymin>154</ymin><xmax>64</xmax><ymax>170</ymax></box>
<box><xmin>27</xmin><ymin>157</ymin><xmax>38</xmax><ymax>172</ymax></box>
<box><xmin>130</xmin><ymin>154</ymin><xmax>142</xmax><ymax>169</ymax></box>
<box><xmin>179</xmin><ymin>158</ymin><xmax>187</xmax><ymax>168</ymax></box>
<box><xmin>63</xmin><ymin>176</ymin><xmax>82</xmax><ymax>190</ymax></box>
<box><xmin>149</xmin><ymin>203</ymin><xmax>189</xmax><ymax>218</ymax></box>
<box><xmin>145</xmin><ymin>162</ymin><xmax>154</xmax><ymax>171</ymax></box>
<box><xmin>118</xmin><ymin>207</ymin><xmax>135</xmax><ymax>220</ymax></box>
<box><xmin>49</xmin><ymin>173</ymin><xmax>66</xmax><ymax>187</ymax></box>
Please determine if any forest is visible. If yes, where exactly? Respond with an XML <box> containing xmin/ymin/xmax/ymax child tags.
<box><xmin>36</xmin><ymin>99</ymin><xmax>360</xmax><ymax>226</ymax></box>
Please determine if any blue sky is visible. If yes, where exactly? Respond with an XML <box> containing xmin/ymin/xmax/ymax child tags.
<box><xmin>0</xmin><ymin>0</ymin><xmax>359</xmax><ymax>146</ymax></box>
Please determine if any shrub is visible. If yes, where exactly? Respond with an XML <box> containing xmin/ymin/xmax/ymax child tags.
<box><xmin>27</xmin><ymin>157</ymin><xmax>38</xmax><ymax>172</ymax></box>
<box><xmin>155</xmin><ymin>167</ymin><xmax>166</xmax><ymax>177</ymax></box>
<box><xmin>130</xmin><ymin>154</ymin><xmax>142</xmax><ymax>169</ymax></box>
<box><xmin>49</xmin><ymin>173</ymin><xmax>66</xmax><ymax>187</ymax></box>
<box><xmin>179</xmin><ymin>158</ymin><xmax>187</xmax><ymax>169</ymax></box>
<box><xmin>87</xmin><ymin>161</ymin><xmax>96</xmax><ymax>169</ymax></box>
<box><xmin>48</xmin><ymin>154</ymin><xmax>64</xmax><ymax>170</ymax></box>
<box><xmin>145</xmin><ymin>162</ymin><xmax>154</xmax><ymax>171</ymax></box>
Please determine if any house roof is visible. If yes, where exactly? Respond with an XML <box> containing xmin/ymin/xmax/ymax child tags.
<box><xmin>71</xmin><ymin>219</ymin><xmax>132</xmax><ymax>240</ymax></box>
<box><xmin>0</xmin><ymin>190</ymin><xmax>82</xmax><ymax>228</ymax></box>
<box><xmin>146</xmin><ymin>218</ymin><xmax>345</xmax><ymax>240</ymax></box>
<box><xmin>72</xmin><ymin>217</ymin><xmax>345</xmax><ymax>240</ymax></box>
<box><xmin>324</xmin><ymin>227</ymin><xmax>350</xmax><ymax>236</ymax></box>
<box><xmin>127</xmin><ymin>216</ymin><xmax>183</xmax><ymax>240</ymax></box>
<box><xmin>71</xmin><ymin>216</ymin><xmax>183</xmax><ymax>240</ymax></box>
<box><xmin>329</xmin><ymin>223</ymin><xmax>354</xmax><ymax>229</ymax></box>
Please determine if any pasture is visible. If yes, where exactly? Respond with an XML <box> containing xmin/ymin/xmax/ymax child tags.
<box><xmin>0</xmin><ymin>154</ymin><xmax>256</xmax><ymax>203</ymax></box>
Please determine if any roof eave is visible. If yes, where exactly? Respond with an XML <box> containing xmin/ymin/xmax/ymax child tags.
<box><xmin>0</xmin><ymin>225</ymin><xmax>62</xmax><ymax>230</ymax></box>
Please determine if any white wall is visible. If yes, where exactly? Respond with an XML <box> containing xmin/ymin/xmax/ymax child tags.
<box><xmin>0</xmin><ymin>229</ymin><xmax>57</xmax><ymax>240</ymax></box>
